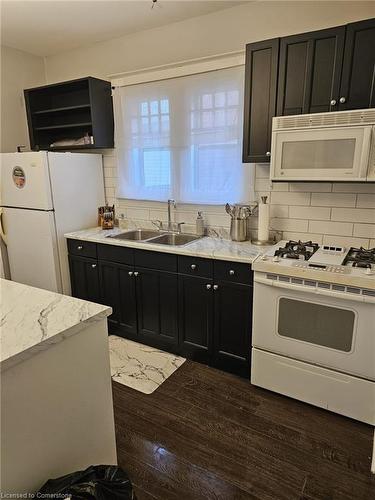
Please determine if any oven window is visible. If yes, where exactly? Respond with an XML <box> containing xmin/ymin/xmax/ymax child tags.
<box><xmin>278</xmin><ymin>298</ymin><xmax>354</xmax><ymax>351</ymax></box>
<box><xmin>281</xmin><ymin>138</ymin><xmax>356</xmax><ymax>170</ymax></box>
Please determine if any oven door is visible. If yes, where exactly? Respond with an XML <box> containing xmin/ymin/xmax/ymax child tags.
<box><xmin>252</xmin><ymin>275</ymin><xmax>375</xmax><ymax>381</ymax></box>
<box><xmin>270</xmin><ymin>125</ymin><xmax>372</xmax><ymax>181</ymax></box>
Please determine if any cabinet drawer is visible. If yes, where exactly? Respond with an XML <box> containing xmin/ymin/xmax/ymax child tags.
<box><xmin>214</xmin><ymin>260</ymin><xmax>253</xmax><ymax>285</ymax></box>
<box><xmin>135</xmin><ymin>249</ymin><xmax>177</xmax><ymax>272</ymax></box>
<box><xmin>67</xmin><ymin>239</ymin><xmax>97</xmax><ymax>259</ymax></box>
<box><xmin>97</xmin><ymin>243</ymin><xmax>134</xmax><ymax>265</ymax></box>
<box><xmin>178</xmin><ymin>255</ymin><xmax>213</xmax><ymax>278</ymax></box>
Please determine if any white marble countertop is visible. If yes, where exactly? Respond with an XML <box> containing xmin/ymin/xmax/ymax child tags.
<box><xmin>64</xmin><ymin>227</ymin><xmax>275</xmax><ymax>264</ymax></box>
<box><xmin>0</xmin><ymin>279</ymin><xmax>111</xmax><ymax>371</ymax></box>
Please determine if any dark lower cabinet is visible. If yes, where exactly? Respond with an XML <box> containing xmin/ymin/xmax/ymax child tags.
<box><xmin>68</xmin><ymin>255</ymin><xmax>100</xmax><ymax>303</ymax></box>
<box><xmin>99</xmin><ymin>260</ymin><xmax>137</xmax><ymax>338</ymax></box>
<box><xmin>68</xmin><ymin>240</ymin><xmax>253</xmax><ymax>378</ymax></box>
<box><xmin>136</xmin><ymin>268</ymin><xmax>179</xmax><ymax>353</ymax></box>
<box><xmin>339</xmin><ymin>18</ymin><xmax>375</xmax><ymax>110</ymax></box>
<box><xmin>178</xmin><ymin>275</ymin><xmax>214</xmax><ymax>364</ymax></box>
<box><xmin>213</xmin><ymin>281</ymin><xmax>252</xmax><ymax>378</ymax></box>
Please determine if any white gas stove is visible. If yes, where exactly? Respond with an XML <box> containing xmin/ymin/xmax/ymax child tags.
<box><xmin>251</xmin><ymin>240</ymin><xmax>375</xmax><ymax>425</ymax></box>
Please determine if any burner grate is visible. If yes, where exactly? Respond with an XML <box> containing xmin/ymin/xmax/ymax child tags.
<box><xmin>274</xmin><ymin>240</ymin><xmax>319</xmax><ymax>261</ymax></box>
<box><xmin>343</xmin><ymin>247</ymin><xmax>375</xmax><ymax>268</ymax></box>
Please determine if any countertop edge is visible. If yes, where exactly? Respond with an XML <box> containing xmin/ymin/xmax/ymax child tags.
<box><xmin>64</xmin><ymin>229</ymin><xmax>265</xmax><ymax>264</ymax></box>
<box><xmin>1</xmin><ymin>307</ymin><xmax>111</xmax><ymax>372</ymax></box>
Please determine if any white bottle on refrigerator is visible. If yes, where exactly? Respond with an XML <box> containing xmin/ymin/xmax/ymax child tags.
<box><xmin>0</xmin><ymin>152</ymin><xmax>105</xmax><ymax>294</ymax></box>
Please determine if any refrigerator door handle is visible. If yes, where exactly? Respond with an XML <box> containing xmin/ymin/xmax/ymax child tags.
<box><xmin>0</xmin><ymin>208</ymin><xmax>8</xmax><ymax>246</ymax></box>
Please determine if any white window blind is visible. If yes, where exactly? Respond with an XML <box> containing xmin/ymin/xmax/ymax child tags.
<box><xmin>114</xmin><ymin>66</ymin><xmax>251</xmax><ymax>204</ymax></box>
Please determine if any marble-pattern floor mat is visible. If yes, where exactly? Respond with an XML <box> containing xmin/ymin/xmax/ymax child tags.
<box><xmin>108</xmin><ymin>335</ymin><xmax>186</xmax><ymax>394</ymax></box>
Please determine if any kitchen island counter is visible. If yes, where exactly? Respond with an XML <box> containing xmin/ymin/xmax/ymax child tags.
<box><xmin>0</xmin><ymin>278</ymin><xmax>111</xmax><ymax>371</ymax></box>
<box><xmin>1</xmin><ymin>279</ymin><xmax>116</xmax><ymax>494</ymax></box>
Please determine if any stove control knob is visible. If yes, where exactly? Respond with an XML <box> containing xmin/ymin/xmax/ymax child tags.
<box><xmin>273</xmin><ymin>256</ymin><xmax>280</xmax><ymax>263</ymax></box>
<box><xmin>261</xmin><ymin>255</ymin><xmax>268</xmax><ymax>261</ymax></box>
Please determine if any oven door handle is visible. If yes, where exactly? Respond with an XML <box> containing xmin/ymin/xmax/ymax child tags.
<box><xmin>254</xmin><ymin>275</ymin><xmax>375</xmax><ymax>304</ymax></box>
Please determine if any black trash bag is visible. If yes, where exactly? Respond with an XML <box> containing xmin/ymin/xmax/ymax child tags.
<box><xmin>37</xmin><ymin>465</ymin><xmax>136</xmax><ymax>500</ymax></box>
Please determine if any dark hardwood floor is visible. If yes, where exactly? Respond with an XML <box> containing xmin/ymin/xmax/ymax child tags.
<box><xmin>112</xmin><ymin>360</ymin><xmax>375</xmax><ymax>500</ymax></box>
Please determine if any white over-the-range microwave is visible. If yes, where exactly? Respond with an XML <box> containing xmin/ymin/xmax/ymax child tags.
<box><xmin>270</xmin><ymin>108</ymin><xmax>375</xmax><ymax>182</ymax></box>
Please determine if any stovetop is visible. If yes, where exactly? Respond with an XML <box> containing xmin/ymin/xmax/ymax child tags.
<box><xmin>253</xmin><ymin>240</ymin><xmax>375</xmax><ymax>286</ymax></box>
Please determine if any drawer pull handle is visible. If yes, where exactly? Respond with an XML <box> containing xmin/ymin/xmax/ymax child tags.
<box><xmin>191</xmin><ymin>264</ymin><xmax>197</xmax><ymax>270</ymax></box>
<box><xmin>266</xmin><ymin>151</ymin><xmax>271</xmax><ymax>157</ymax></box>
<box><xmin>77</xmin><ymin>245</ymin><xmax>83</xmax><ymax>250</ymax></box>
<box><xmin>229</xmin><ymin>270</ymin><xmax>235</xmax><ymax>276</ymax></box>
<box><xmin>330</xmin><ymin>99</ymin><xmax>337</xmax><ymax>106</ymax></box>
<box><xmin>128</xmin><ymin>271</ymin><xmax>133</xmax><ymax>276</ymax></box>
<box><xmin>213</xmin><ymin>285</ymin><xmax>219</xmax><ymax>291</ymax></box>
<box><xmin>206</xmin><ymin>284</ymin><xmax>212</xmax><ymax>290</ymax></box>
<box><xmin>339</xmin><ymin>96</ymin><xmax>346</xmax><ymax>104</ymax></box>
<box><xmin>91</xmin><ymin>264</ymin><xmax>97</xmax><ymax>268</ymax></box>
<box><xmin>134</xmin><ymin>272</ymin><xmax>139</xmax><ymax>277</ymax></box>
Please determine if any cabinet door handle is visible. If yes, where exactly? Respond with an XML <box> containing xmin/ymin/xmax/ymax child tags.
<box><xmin>91</xmin><ymin>264</ymin><xmax>97</xmax><ymax>268</ymax></box>
<box><xmin>191</xmin><ymin>264</ymin><xmax>197</xmax><ymax>270</ymax></box>
<box><xmin>229</xmin><ymin>270</ymin><xmax>235</xmax><ymax>276</ymax></box>
<box><xmin>206</xmin><ymin>284</ymin><xmax>212</xmax><ymax>290</ymax></box>
<box><xmin>77</xmin><ymin>245</ymin><xmax>83</xmax><ymax>250</ymax></box>
<box><xmin>266</xmin><ymin>151</ymin><xmax>271</xmax><ymax>157</ymax></box>
<box><xmin>213</xmin><ymin>284</ymin><xmax>219</xmax><ymax>291</ymax></box>
<box><xmin>330</xmin><ymin>99</ymin><xmax>337</xmax><ymax>106</ymax></box>
<box><xmin>134</xmin><ymin>271</ymin><xmax>139</xmax><ymax>277</ymax></box>
<box><xmin>339</xmin><ymin>96</ymin><xmax>346</xmax><ymax>104</ymax></box>
<box><xmin>128</xmin><ymin>271</ymin><xmax>133</xmax><ymax>276</ymax></box>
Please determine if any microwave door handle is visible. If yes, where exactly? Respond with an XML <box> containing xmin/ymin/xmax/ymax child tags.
<box><xmin>254</xmin><ymin>275</ymin><xmax>374</xmax><ymax>304</ymax></box>
<box><xmin>0</xmin><ymin>208</ymin><xmax>7</xmax><ymax>246</ymax></box>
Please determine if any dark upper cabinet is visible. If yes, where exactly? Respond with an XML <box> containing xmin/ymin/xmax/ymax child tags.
<box><xmin>277</xmin><ymin>26</ymin><xmax>345</xmax><ymax>116</ymax></box>
<box><xmin>24</xmin><ymin>77</ymin><xmax>114</xmax><ymax>151</ymax></box>
<box><xmin>178</xmin><ymin>275</ymin><xmax>214</xmax><ymax>364</ymax></box>
<box><xmin>136</xmin><ymin>268</ymin><xmax>179</xmax><ymax>353</ymax></box>
<box><xmin>99</xmin><ymin>261</ymin><xmax>137</xmax><ymax>338</ymax></box>
<box><xmin>339</xmin><ymin>18</ymin><xmax>375</xmax><ymax>110</ymax></box>
<box><xmin>68</xmin><ymin>255</ymin><xmax>100</xmax><ymax>304</ymax></box>
<box><xmin>213</xmin><ymin>281</ymin><xmax>252</xmax><ymax>378</ymax></box>
<box><xmin>242</xmin><ymin>38</ymin><xmax>279</xmax><ymax>163</ymax></box>
<box><xmin>242</xmin><ymin>18</ymin><xmax>375</xmax><ymax>163</ymax></box>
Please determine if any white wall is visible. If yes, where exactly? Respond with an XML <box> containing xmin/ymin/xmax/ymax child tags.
<box><xmin>44</xmin><ymin>1</ymin><xmax>375</xmax><ymax>82</ymax></box>
<box><xmin>1</xmin><ymin>45</ymin><xmax>46</xmax><ymax>153</ymax></box>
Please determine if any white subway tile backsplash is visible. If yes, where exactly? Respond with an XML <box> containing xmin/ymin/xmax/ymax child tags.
<box><xmin>323</xmin><ymin>235</ymin><xmax>370</xmax><ymax>249</ymax></box>
<box><xmin>289</xmin><ymin>182</ymin><xmax>332</xmax><ymax>193</ymax></box>
<box><xmin>270</xmin><ymin>218</ymin><xmax>308</xmax><ymax>232</ymax></box>
<box><xmin>270</xmin><ymin>205</ymin><xmax>289</xmax><ymax>218</ymax></box>
<box><xmin>255</xmin><ymin>178</ymin><xmax>271</xmax><ymax>192</ymax></box>
<box><xmin>331</xmin><ymin>208</ymin><xmax>375</xmax><ymax>223</ymax></box>
<box><xmin>356</xmin><ymin>194</ymin><xmax>375</xmax><ymax>208</ymax></box>
<box><xmin>353</xmin><ymin>224</ymin><xmax>375</xmax><ymax>239</ymax></box>
<box><xmin>289</xmin><ymin>206</ymin><xmax>330</xmax><ymax>220</ymax></box>
<box><xmin>105</xmin><ymin>152</ymin><xmax>375</xmax><ymax>247</ymax></box>
<box><xmin>270</xmin><ymin>182</ymin><xmax>289</xmax><ymax>192</ymax></box>
<box><xmin>270</xmin><ymin>191</ymin><xmax>310</xmax><ymax>206</ymax></box>
<box><xmin>332</xmin><ymin>183</ymin><xmax>375</xmax><ymax>194</ymax></box>
<box><xmin>255</xmin><ymin>164</ymin><xmax>269</xmax><ymax>179</ymax></box>
<box><xmin>311</xmin><ymin>192</ymin><xmax>356</xmax><ymax>207</ymax></box>
<box><xmin>309</xmin><ymin>220</ymin><xmax>353</xmax><ymax>236</ymax></box>
<box><xmin>283</xmin><ymin>232</ymin><xmax>323</xmax><ymax>245</ymax></box>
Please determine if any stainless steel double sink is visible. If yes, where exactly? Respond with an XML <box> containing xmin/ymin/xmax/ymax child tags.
<box><xmin>107</xmin><ymin>229</ymin><xmax>201</xmax><ymax>246</ymax></box>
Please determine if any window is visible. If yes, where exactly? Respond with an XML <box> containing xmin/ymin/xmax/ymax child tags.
<box><xmin>114</xmin><ymin>66</ymin><xmax>252</xmax><ymax>204</ymax></box>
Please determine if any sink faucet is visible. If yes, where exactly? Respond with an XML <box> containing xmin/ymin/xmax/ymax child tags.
<box><xmin>167</xmin><ymin>199</ymin><xmax>176</xmax><ymax>231</ymax></box>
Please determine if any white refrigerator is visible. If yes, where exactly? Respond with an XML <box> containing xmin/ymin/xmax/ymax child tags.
<box><xmin>0</xmin><ymin>152</ymin><xmax>105</xmax><ymax>294</ymax></box>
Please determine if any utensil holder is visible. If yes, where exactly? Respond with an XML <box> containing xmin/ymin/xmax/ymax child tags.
<box><xmin>230</xmin><ymin>219</ymin><xmax>247</xmax><ymax>242</ymax></box>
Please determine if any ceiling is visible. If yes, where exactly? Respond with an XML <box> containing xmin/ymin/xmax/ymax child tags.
<box><xmin>1</xmin><ymin>0</ymin><xmax>247</xmax><ymax>57</ymax></box>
